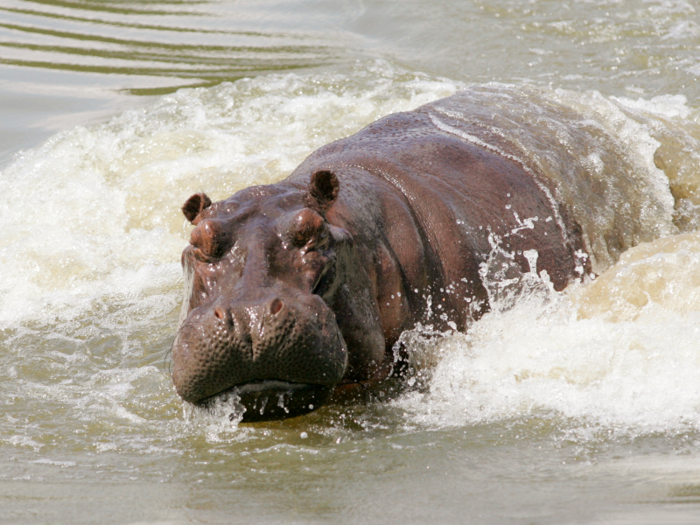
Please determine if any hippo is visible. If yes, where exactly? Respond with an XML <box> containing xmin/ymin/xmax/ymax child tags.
<box><xmin>171</xmin><ymin>90</ymin><xmax>592</xmax><ymax>422</ymax></box>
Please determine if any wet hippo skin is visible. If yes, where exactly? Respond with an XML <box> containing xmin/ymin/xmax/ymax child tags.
<box><xmin>171</xmin><ymin>92</ymin><xmax>588</xmax><ymax>422</ymax></box>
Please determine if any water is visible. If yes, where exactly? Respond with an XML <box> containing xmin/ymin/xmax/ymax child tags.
<box><xmin>3</xmin><ymin>1</ymin><xmax>700</xmax><ymax>523</ymax></box>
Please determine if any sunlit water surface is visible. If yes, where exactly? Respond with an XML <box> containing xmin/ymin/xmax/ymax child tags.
<box><xmin>3</xmin><ymin>1</ymin><xmax>700</xmax><ymax>524</ymax></box>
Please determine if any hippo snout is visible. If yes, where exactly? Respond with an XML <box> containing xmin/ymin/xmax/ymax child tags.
<box><xmin>171</xmin><ymin>287</ymin><xmax>348</xmax><ymax>418</ymax></box>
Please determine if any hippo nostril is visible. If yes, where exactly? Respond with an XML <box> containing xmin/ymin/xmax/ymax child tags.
<box><xmin>213</xmin><ymin>306</ymin><xmax>227</xmax><ymax>320</ymax></box>
<box><xmin>270</xmin><ymin>298</ymin><xmax>283</xmax><ymax>316</ymax></box>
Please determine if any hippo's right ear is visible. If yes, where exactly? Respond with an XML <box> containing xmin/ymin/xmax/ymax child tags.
<box><xmin>307</xmin><ymin>170</ymin><xmax>339</xmax><ymax>215</ymax></box>
<box><xmin>182</xmin><ymin>193</ymin><xmax>212</xmax><ymax>225</ymax></box>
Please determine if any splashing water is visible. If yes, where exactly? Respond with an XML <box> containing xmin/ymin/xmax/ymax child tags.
<box><xmin>4</xmin><ymin>61</ymin><xmax>700</xmax><ymax>445</ymax></box>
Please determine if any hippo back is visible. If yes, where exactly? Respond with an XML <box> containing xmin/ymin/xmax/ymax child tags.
<box><xmin>288</xmin><ymin>93</ymin><xmax>588</xmax><ymax>329</ymax></box>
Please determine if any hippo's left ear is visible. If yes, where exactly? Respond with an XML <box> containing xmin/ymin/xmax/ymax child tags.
<box><xmin>182</xmin><ymin>193</ymin><xmax>212</xmax><ymax>225</ymax></box>
<box><xmin>307</xmin><ymin>170</ymin><xmax>339</xmax><ymax>215</ymax></box>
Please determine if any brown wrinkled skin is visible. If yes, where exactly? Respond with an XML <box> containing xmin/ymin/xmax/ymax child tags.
<box><xmin>171</xmin><ymin>93</ymin><xmax>588</xmax><ymax>418</ymax></box>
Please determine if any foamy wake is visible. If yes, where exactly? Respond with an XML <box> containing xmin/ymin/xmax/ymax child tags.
<box><xmin>396</xmin><ymin>235</ymin><xmax>700</xmax><ymax>434</ymax></box>
<box><xmin>3</xmin><ymin>60</ymin><xmax>700</xmax><ymax>434</ymax></box>
<box><xmin>0</xmin><ymin>61</ymin><xmax>462</xmax><ymax>329</ymax></box>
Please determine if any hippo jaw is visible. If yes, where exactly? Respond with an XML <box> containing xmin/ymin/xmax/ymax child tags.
<box><xmin>172</xmin><ymin>285</ymin><xmax>349</xmax><ymax>421</ymax></box>
<box><xmin>200</xmin><ymin>380</ymin><xmax>335</xmax><ymax>422</ymax></box>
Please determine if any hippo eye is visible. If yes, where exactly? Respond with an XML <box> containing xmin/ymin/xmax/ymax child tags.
<box><xmin>290</xmin><ymin>208</ymin><xmax>325</xmax><ymax>248</ymax></box>
<box><xmin>190</xmin><ymin>219</ymin><xmax>232</xmax><ymax>259</ymax></box>
<box><xmin>292</xmin><ymin>224</ymin><xmax>316</xmax><ymax>247</ymax></box>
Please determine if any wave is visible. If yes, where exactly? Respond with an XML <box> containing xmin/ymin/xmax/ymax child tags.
<box><xmin>3</xmin><ymin>60</ymin><xmax>700</xmax><ymax>433</ymax></box>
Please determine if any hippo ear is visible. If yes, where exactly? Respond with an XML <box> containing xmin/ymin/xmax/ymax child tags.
<box><xmin>307</xmin><ymin>170</ymin><xmax>339</xmax><ymax>214</ymax></box>
<box><xmin>182</xmin><ymin>193</ymin><xmax>212</xmax><ymax>225</ymax></box>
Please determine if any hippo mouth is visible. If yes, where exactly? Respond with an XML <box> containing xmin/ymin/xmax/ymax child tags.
<box><xmin>200</xmin><ymin>380</ymin><xmax>333</xmax><ymax>423</ymax></box>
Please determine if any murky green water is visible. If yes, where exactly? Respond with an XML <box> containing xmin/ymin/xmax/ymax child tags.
<box><xmin>3</xmin><ymin>1</ymin><xmax>700</xmax><ymax>524</ymax></box>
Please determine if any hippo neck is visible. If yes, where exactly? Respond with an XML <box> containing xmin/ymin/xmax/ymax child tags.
<box><xmin>287</xmin><ymin>159</ymin><xmax>473</xmax><ymax>341</ymax></box>
<box><xmin>287</xmin><ymin>105</ymin><xmax>586</xmax><ymax>334</ymax></box>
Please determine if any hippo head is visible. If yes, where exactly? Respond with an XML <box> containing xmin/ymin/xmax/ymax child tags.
<box><xmin>171</xmin><ymin>171</ymin><xmax>385</xmax><ymax>422</ymax></box>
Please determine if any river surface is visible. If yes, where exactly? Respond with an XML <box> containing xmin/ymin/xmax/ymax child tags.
<box><xmin>3</xmin><ymin>1</ymin><xmax>700</xmax><ymax>524</ymax></box>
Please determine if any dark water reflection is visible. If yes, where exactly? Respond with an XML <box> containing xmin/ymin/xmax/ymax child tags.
<box><xmin>0</xmin><ymin>0</ymin><xmax>365</xmax><ymax>164</ymax></box>
<box><xmin>2</xmin><ymin>0</ymin><xmax>700</xmax><ymax>166</ymax></box>
<box><xmin>0</xmin><ymin>0</ymin><xmax>357</xmax><ymax>95</ymax></box>
<box><xmin>3</xmin><ymin>0</ymin><xmax>700</xmax><ymax>98</ymax></box>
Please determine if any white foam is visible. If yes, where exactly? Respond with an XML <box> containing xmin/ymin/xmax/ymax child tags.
<box><xmin>612</xmin><ymin>93</ymin><xmax>692</xmax><ymax>119</ymax></box>
<box><xmin>396</xmin><ymin>291</ymin><xmax>700</xmax><ymax>433</ymax></box>
<box><xmin>396</xmin><ymin>224</ymin><xmax>700</xmax><ymax>434</ymax></box>
<box><xmin>4</xmin><ymin>62</ymin><xmax>700</xmax><ymax>435</ymax></box>
<box><xmin>0</xmin><ymin>60</ymin><xmax>461</xmax><ymax>329</ymax></box>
